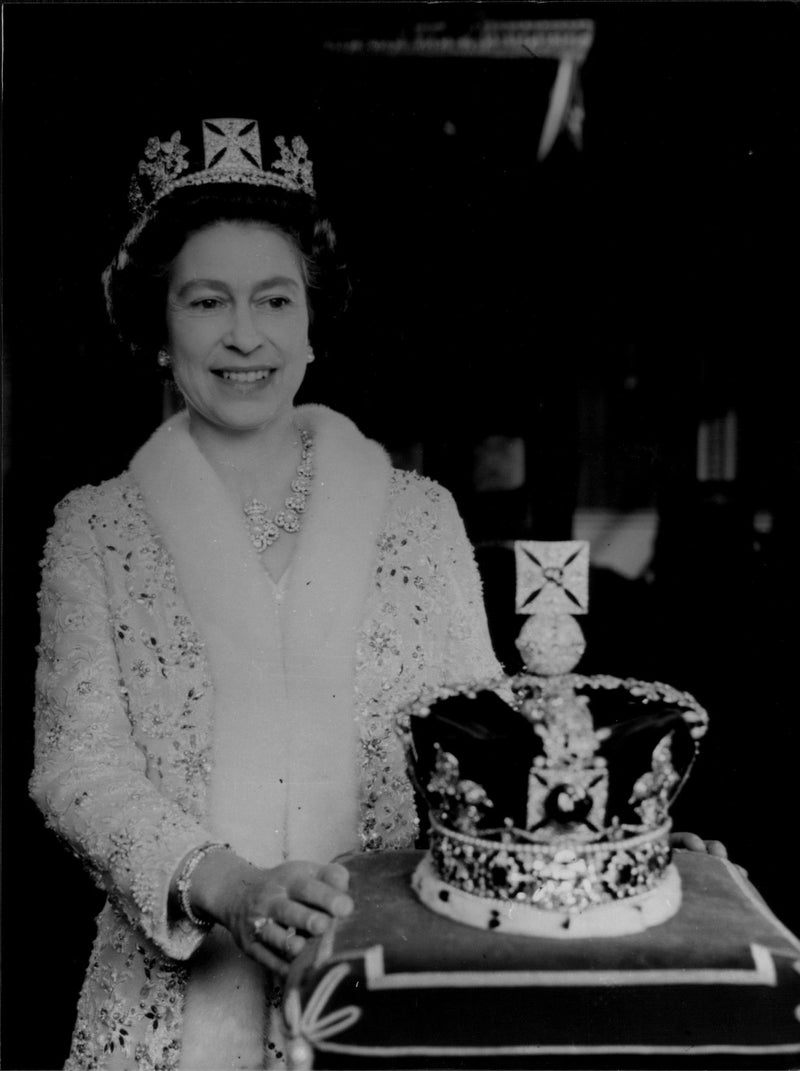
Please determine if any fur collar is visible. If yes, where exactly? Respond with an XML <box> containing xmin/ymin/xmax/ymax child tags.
<box><xmin>129</xmin><ymin>405</ymin><xmax>393</xmax><ymax>862</ymax></box>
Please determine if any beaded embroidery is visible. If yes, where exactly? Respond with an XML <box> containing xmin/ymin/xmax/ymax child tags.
<box><xmin>34</xmin><ymin>464</ymin><xmax>500</xmax><ymax>1065</ymax></box>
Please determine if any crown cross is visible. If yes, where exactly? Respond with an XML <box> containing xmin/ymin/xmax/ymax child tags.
<box><xmin>513</xmin><ymin>540</ymin><xmax>589</xmax><ymax>677</ymax></box>
<box><xmin>202</xmin><ymin>119</ymin><xmax>263</xmax><ymax>172</ymax></box>
<box><xmin>515</xmin><ymin>541</ymin><xmax>589</xmax><ymax>617</ymax></box>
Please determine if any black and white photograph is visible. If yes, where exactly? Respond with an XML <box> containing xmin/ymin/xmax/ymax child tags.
<box><xmin>2</xmin><ymin>2</ymin><xmax>799</xmax><ymax>1068</ymax></box>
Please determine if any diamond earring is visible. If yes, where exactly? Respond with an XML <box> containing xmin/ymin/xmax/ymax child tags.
<box><xmin>157</xmin><ymin>349</ymin><xmax>172</xmax><ymax>368</ymax></box>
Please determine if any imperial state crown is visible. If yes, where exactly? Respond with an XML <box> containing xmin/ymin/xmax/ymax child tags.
<box><xmin>395</xmin><ymin>541</ymin><xmax>708</xmax><ymax>938</ymax></box>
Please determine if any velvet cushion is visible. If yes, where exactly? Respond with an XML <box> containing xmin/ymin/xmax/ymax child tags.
<box><xmin>283</xmin><ymin>849</ymin><xmax>800</xmax><ymax>1069</ymax></box>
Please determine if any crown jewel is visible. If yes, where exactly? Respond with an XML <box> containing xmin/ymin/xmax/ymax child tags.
<box><xmin>396</xmin><ymin>541</ymin><xmax>708</xmax><ymax>938</ymax></box>
<box><xmin>126</xmin><ymin>118</ymin><xmax>315</xmax><ymax>219</ymax></box>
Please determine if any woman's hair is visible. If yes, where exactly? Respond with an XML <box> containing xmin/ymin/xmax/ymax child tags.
<box><xmin>104</xmin><ymin>186</ymin><xmax>350</xmax><ymax>358</ymax></box>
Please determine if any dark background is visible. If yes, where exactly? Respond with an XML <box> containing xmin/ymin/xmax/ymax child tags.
<box><xmin>3</xmin><ymin>3</ymin><xmax>799</xmax><ymax>1067</ymax></box>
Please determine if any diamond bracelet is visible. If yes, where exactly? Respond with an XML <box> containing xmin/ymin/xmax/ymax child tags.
<box><xmin>175</xmin><ymin>842</ymin><xmax>232</xmax><ymax>930</ymax></box>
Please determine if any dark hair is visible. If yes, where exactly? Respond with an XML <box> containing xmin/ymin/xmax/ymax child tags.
<box><xmin>104</xmin><ymin>185</ymin><xmax>350</xmax><ymax>358</ymax></box>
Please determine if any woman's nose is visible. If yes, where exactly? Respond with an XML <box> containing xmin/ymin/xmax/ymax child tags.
<box><xmin>224</xmin><ymin>304</ymin><xmax>263</xmax><ymax>353</ymax></box>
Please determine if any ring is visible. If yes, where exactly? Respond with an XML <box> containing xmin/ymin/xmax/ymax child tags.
<box><xmin>252</xmin><ymin>916</ymin><xmax>269</xmax><ymax>938</ymax></box>
<box><xmin>285</xmin><ymin>926</ymin><xmax>297</xmax><ymax>952</ymax></box>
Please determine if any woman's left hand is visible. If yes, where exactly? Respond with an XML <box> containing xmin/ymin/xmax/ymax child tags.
<box><xmin>669</xmin><ymin>831</ymin><xmax>728</xmax><ymax>858</ymax></box>
<box><xmin>670</xmin><ymin>831</ymin><xmax>748</xmax><ymax>876</ymax></box>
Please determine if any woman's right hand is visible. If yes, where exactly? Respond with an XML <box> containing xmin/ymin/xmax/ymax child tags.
<box><xmin>182</xmin><ymin>851</ymin><xmax>354</xmax><ymax>976</ymax></box>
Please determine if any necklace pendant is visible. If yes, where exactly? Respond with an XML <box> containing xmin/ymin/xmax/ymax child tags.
<box><xmin>276</xmin><ymin>508</ymin><xmax>300</xmax><ymax>533</ymax></box>
<box><xmin>251</xmin><ymin>530</ymin><xmax>269</xmax><ymax>553</ymax></box>
<box><xmin>261</xmin><ymin>520</ymin><xmax>280</xmax><ymax>547</ymax></box>
<box><xmin>240</xmin><ymin>429</ymin><xmax>314</xmax><ymax>553</ymax></box>
<box><xmin>243</xmin><ymin>498</ymin><xmax>269</xmax><ymax>521</ymax></box>
<box><xmin>285</xmin><ymin>492</ymin><xmax>307</xmax><ymax>513</ymax></box>
<box><xmin>244</xmin><ymin>498</ymin><xmax>280</xmax><ymax>552</ymax></box>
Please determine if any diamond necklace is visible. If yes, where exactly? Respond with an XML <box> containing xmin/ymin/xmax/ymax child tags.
<box><xmin>231</xmin><ymin>430</ymin><xmax>314</xmax><ymax>552</ymax></box>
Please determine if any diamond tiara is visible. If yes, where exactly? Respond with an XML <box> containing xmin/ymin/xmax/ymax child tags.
<box><xmin>127</xmin><ymin>118</ymin><xmax>315</xmax><ymax>220</ymax></box>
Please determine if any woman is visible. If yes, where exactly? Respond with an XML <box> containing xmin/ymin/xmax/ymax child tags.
<box><xmin>31</xmin><ymin>118</ymin><xmax>503</xmax><ymax>1070</ymax></box>
<box><xmin>31</xmin><ymin>116</ymin><xmax>728</xmax><ymax>1071</ymax></box>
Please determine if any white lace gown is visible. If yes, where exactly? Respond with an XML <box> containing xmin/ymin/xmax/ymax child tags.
<box><xmin>31</xmin><ymin>405</ymin><xmax>501</xmax><ymax>1070</ymax></box>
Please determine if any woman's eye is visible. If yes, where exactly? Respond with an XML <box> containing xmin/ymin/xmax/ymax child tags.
<box><xmin>190</xmin><ymin>297</ymin><xmax>224</xmax><ymax>311</ymax></box>
<box><xmin>258</xmin><ymin>295</ymin><xmax>292</xmax><ymax>310</ymax></box>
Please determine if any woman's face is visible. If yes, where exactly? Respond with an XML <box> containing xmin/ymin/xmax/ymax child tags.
<box><xmin>166</xmin><ymin>221</ymin><xmax>311</xmax><ymax>437</ymax></box>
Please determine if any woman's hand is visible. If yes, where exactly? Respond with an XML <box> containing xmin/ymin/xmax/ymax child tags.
<box><xmin>669</xmin><ymin>831</ymin><xmax>748</xmax><ymax>877</ymax></box>
<box><xmin>669</xmin><ymin>831</ymin><xmax>729</xmax><ymax>858</ymax></box>
<box><xmin>178</xmin><ymin>851</ymin><xmax>354</xmax><ymax>976</ymax></box>
<box><xmin>225</xmin><ymin>860</ymin><xmax>354</xmax><ymax>976</ymax></box>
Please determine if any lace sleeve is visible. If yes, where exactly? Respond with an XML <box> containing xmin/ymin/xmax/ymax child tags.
<box><xmin>29</xmin><ymin>490</ymin><xmax>213</xmax><ymax>960</ymax></box>
<box><xmin>437</xmin><ymin>490</ymin><xmax>504</xmax><ymax>684</ymax></box>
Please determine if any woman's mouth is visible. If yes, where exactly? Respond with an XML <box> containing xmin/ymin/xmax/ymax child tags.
<box><xmin>214</xmin><ymin>369</ymin><xmax>274</xmax><ymax>384</ymax></box>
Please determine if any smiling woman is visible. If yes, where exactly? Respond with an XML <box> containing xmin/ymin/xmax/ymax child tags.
<box><xmin>164</xmin><ymin>222</ymin><xmax>318</xmax><ymax>582</ymax></box>
<box><xmin>105</xmin><ymin>182</ymin><xmax>349</xmax><ymax>367</ymax></box>
<box><xmin>28</xmin><ymin>117</ymin><xmax>504</xmax><ymax>1070</ymax></box>
<box><xmin>166</xmin><ymin>224</ymin><xmax>312</xmax><ymax>436</ymax></box>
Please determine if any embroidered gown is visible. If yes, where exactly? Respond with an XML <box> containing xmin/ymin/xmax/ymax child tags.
<box><xmin>31</xmin><ymin>405</ymin><xmax>502</xmax><ymax>1070</ymax></box>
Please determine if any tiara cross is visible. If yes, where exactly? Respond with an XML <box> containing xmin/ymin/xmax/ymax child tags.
<box><xmin>203</xmin><ymin>118</ymin><xmax>263</xmax><ymax>172</ymax></box>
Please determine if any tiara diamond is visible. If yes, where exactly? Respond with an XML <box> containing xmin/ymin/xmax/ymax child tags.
<box><xmin>272</xmin><ymin>135</ymin><xmax>314</xmax><ymax>195</ymax></box>
<box><xmin>137</xmin><ymin>130</ymin><xmax>191</xmax><ymax>201</ymax></box>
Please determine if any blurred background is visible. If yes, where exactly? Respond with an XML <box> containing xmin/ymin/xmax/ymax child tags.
<box><xmin>3</xmin><ymin>2</ymin><xmax>798</xmax><ymax>1066</ymax></box>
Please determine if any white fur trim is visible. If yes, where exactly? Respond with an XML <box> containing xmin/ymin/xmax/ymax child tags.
<box><xmin>131</xmin><ymin>412</ymin><xmax>288</xmax><ymax>865</ymax></box>
<box><xmin>130</xmin><ymin>405</ymin><xmax>392</xmax><ymax>1068</ymax></box>
<box><xmin>282</xmin><ymin>406</ymin><xmax>392</xmax><ymax>859</ymax></box>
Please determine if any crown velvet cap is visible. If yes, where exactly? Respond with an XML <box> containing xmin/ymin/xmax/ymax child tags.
<box><xmin>395</xmin><ymin>541</ymin><xmax>709</xmax><ymax>938</ymax></box>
